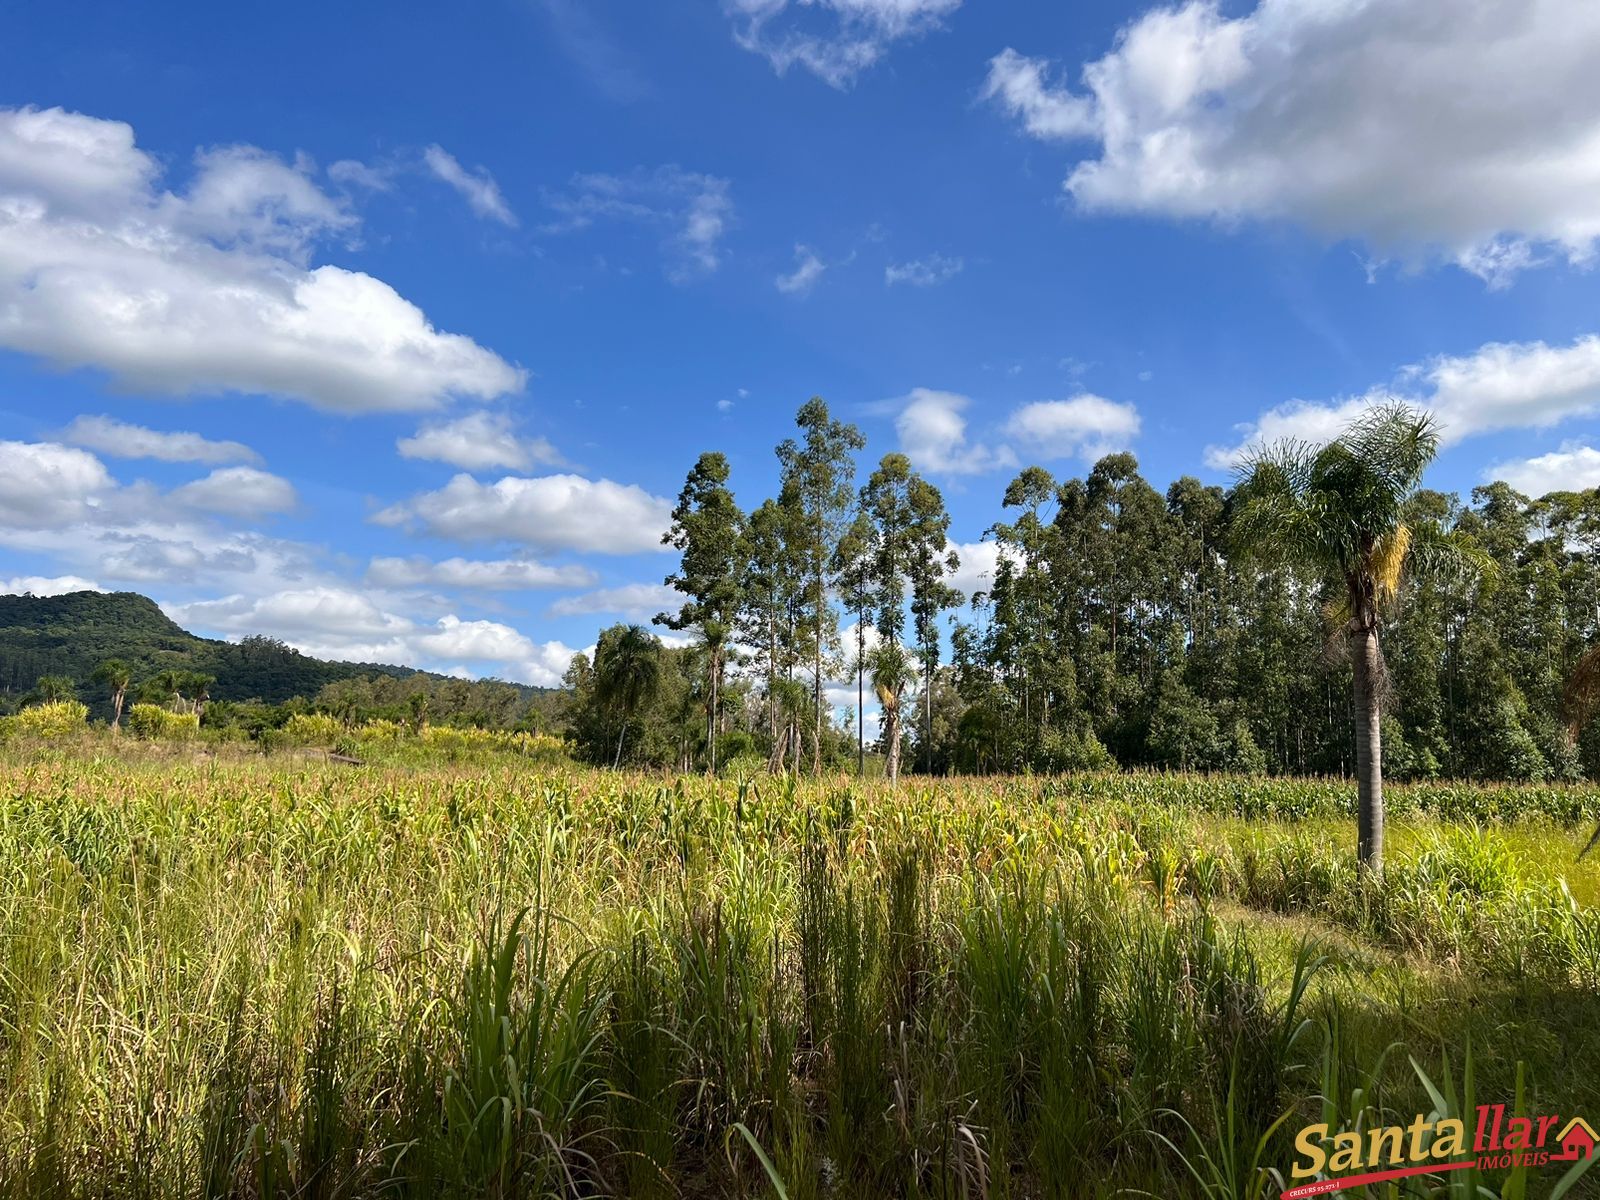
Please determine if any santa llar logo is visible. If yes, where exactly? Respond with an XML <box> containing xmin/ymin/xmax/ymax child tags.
<box><xmin>1282</xmin><ymin>1105</ymin><xmax>1596</xmax><ymax>1197</ymax></box>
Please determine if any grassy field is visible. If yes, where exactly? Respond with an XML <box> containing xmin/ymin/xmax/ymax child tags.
<box><xmin>1</xmin><ymin>747</ymin><xmax>1599</xmax><ymax>1198</ymax></box>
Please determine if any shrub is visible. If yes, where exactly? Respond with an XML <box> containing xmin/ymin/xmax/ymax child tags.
<box><xmin>6</xmin><ymin>700</ymin><xmax>88</xmax><ymax>739</ymax></box>
<box><xmin>282</xmin><ymin>713</ymin><xmax>347</xmax><ymax>746</ymax></box>
<box><xmin>125</xmin><ymin>704</ymin><xmax>200</xmax><ymax>741</ymax></box>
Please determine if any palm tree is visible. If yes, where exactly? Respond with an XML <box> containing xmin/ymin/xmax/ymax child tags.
<box><xmin>33</xmin><ymin>675</ymin><xmax>75</xmax><ymax>704</ymax></box>
<box><xmin>595</xmin><ymin>624</ymin><xmax>664</xmax><ymax>769</ymax></box>
<box><xmin>1232</xmin><ymin>402</ymin><xmax>1449</xmax><ymax>872</ymax></box>
<box><xmin>92</xmin><ymin>659</ymin><xmax>132</xmax><ymax>730</ymax></box>
<box><xmin>870</xmin><ymin>642</ymin><xmax>914</xmax><ymax>784</ymax></box>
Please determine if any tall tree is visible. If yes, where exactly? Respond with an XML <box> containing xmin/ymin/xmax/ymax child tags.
<box><xmin>833</xmin><ymin>510</ymin><xmax>876</xmax><ymax>776</ymax></box>
<box><xmin>908</xmin><ymin>474</ymin><xmax>959</xmax><ymax>772</ymax></box>
<box><xmin>776</xmin><ymin>398</ymin><xmax>864</xmax><ymax>771</ymax></box>
<box><xmin>594</xmin><ymin>625</ymin><xmax>665</xmax><ymax>769</ymax></box>
<box><xmin>92</xmin><ymin>659</ymin><xmax>131</xmax><ymax>729</ymax></box>
<box><xmin>741</xmin><ymin>495</ymin><xmax>808</xmax><ymax>770</ymax></box>
<box><xmin>657</xmin><ymin>451</ymin><xmax>746</xmax><ymax>772</ymax></box>
<box><xmin>1232</xmin><ymin>403</ymin><xmax>1443</xmax><ymax>871</ymax></box>
<box><xmin>870</xmin><ymin>642</ymin><xmax>914</xmax><ymax>784</ymax></box>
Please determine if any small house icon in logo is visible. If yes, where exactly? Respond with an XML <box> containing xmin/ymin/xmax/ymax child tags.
<box><xmin>1554</xmin><ymin>1117</ymin><xmax>1597</xmax><ymax>1162</ymax></box>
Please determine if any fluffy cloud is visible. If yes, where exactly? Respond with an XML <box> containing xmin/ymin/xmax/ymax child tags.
<box><xmin>374</xmin><ymin>472</ymin><xmax>673</xmax><ymax>554</ymax></box>
<box><xmin>541</xmin><ymin>166</ymin><xmax>732</xmax><ymax>281</ymax></box>
<box><xmin>169</xmin><ymin>586</ymin><xmax>583</xmax><ymax>686</ymax></box>
<box><xmin>1489</xmin><ymin>443</ymin><xmax>1600</xmax><ymax>496</ymax></box>
<box><xmin>172</xmin><ymin>587</ymin><xmax>412</xmax><ymax>649</ymax></box>
<box><xmin>0</xmin><ymin>574</ymin><xmax>101</xmax><ymax>596</ymax></box>
<box><xmin>726</xmin><ymin>0</ymin><xmax>961</xmax><ymax>87</ymax></box>
<box><xmin>885</xmin><ymin>254</ymin><xmax>963</xmax><ymax>287</ymax></box>
<box><xmin>0</xmin><ymin>440</ymin><xmax>115</xmax><ymax>528</ymax></box>
<box><xmin>983</xmin><ymin>0</ymin><xmax>1600</xmax><ymax>283</ymax></box>
<box><xmin>775</xmin><ymin>244</ymin><xmax>826</xmax><ymax>296</ymax></box>
<box><xmin>423</xmin><ymin>144</ymin><xmax>517</xmax><ymax>226</ymax></box>
<box><xmin>1004</xmin><ymin>395</ymin><xmax>1141</xmax><ymax>461</ymax></box>
<box><xmin>895</xmin><ymin>389</ymin><xmax>1015</xmax><ymax>475</ymax></box>
<box><xmin>944</xmin><ymin>539</ymin><xmax>1012</xmax><ymax>600</ymax></box>
<box><xmin>366</xmin><ymin>555</ymin><xmax>596</xmax><ymax>590</ymax></box>
<box><xmin>1207</xmin><ymin>332</ymin><xmax>1600</xmax><ymax>468</ymax></box>
<box><xmin>62</xmin><ymin>414</ymin><xmax>260</xmax><ymax>464</ymax></box>
<box><xmin>397</xmin><ymin>411</ymin><xmax>563</xmax><ymax>472</ymax></box>
<box><xmin>546</xmin><ymin>581</ymin><xmax>681</xmax><ymax>619</ymax></box>
<box><xmin>0</xmin><ymin>105</ymin><xmax>524</xmax><ymax>411</ymax></box>
<box><xmin>412</xmin><ymin>613</ymin><xmax>537</xmax><ymax>661</ymax></box>
<box><xmin>170</xmin><ymin>466</ymin><xmax>296</xmax><ymax>516</ymax></box>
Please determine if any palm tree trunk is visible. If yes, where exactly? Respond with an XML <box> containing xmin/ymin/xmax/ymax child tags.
<box><xmin>885</xmin><ymin>702</ymin><xmax>901</xmax><ymax>783</ymax></box>
<box><xmin>1352</xmin><ymin>625</ymin><xmax>1384</xmax><ymax>871</ymax></box>
<box><xmin>613</xmin><ymin>708</ymin><xmax>628</xmax><ymax>770</ymax></box>
<box><xmin>112</xmin><ymin>688</ymin><xmax>125</xmax><ymax>730</ymax></box>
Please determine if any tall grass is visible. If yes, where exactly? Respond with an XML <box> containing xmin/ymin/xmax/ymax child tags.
<box><xmin>0</xmin><ymin>752</ymin><xmax>1596</xmax><ymax>1197</ymax></box>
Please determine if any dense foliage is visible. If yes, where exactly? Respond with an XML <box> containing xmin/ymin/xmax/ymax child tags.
<box><xmin>0</xmin><ymin>591</ymin><xmax>437</xmax><ymax>708</ymax></box>
<box><xmin>561</xmin><ymin>400</ymin><xmax>1600</xmax><ymax>785</ymax></box>
<box><xmin>1</xmin><ymin>752</ymin><xmax>1595</xmax><ymax>1198</ymax></box>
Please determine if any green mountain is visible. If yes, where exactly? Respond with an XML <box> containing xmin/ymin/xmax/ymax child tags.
<box><xmin>0</xmin><ymin>590</ymin><xmax>451</xmax><ymax>707</ymax></box>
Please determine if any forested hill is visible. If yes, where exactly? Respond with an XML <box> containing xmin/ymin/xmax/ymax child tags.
<box><xmin>0</xmin><ymin>590</ymin><xmax>448</xmax><ymax>705</ymax></box>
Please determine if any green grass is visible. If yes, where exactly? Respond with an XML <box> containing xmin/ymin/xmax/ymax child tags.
<box><xmin>0</xmin><ymin>748</ymin><xmax>1597</xmax><ymax>1197</ymax></box>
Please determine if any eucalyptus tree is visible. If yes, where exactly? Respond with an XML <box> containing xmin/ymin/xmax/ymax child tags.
<box><xmin>740</xmin><ymin>495</ymin><xmax>807</xmax><ymax>760</ymax></box>
<box><xmin>658</xmin><ymin>451</ymin><xmax>746</xmax><ymax>772</ymax></box>
<box><xmin>776</xmin><ymin>398</ymin><xmax>865</xmax><ymax>771</ymax></box>
<box><xmin>907</xmin><ymin>475</ymin><xmax>959</xmax><ymax>772</ymax></box>
<box><xmin>1231</xmin><ymin>402</ymin><xmax>1451</xmax><ymax>871</ymax></box>
<box><xmin>833</xmin><ymin>510</ymin><xmax>876</xmax><ymax>776</ymax></box>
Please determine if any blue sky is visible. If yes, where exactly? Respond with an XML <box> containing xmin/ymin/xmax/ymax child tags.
<box><xmin>2</xmin><ymin>0</ymin><xmax>1600</xmax><ymax>688</ymax></box>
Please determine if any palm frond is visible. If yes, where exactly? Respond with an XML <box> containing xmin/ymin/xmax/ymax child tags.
<box><xmin>1369</xmin><ymin>523</ymin><xmax>1411</xmax><ymax>603</ymax></box>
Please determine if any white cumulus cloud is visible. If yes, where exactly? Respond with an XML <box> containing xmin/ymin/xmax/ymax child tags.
<box><xmin>1489</xmin><ymin>443</ymin><xmax>1600</xmax><ymax>497</ymax></box>
<box><xmin>983</xmin><ymin>0</ymin><xmax>1600</xmax><ymax>284</ymax></box>
<box><xmin>0</xmin><ymin>104</ymin><xmax>524</xmax><ymax>412</ymax></box>
<box><xmin>1207</xmin><ymin>332</ymin><xmax>1600</xmax><ymax>469</ymax></box>
<box><xmin>374</xmin><ymin>472</ymin><xmax>673</xmax><ymax>554</ymax></box>
<box><xmin>1004</xmin><ymin>394</ymin><xmax>1141</xmax><ymax>461</ymax></box>
<box><xmin>547</xmin><ymin>581</ymin><xmax>681</xmax><ymax>619</ymax></box>
<box><xmin>0</xmin><ymin>574</ymin><xmax>102</xmax><ymax>596</ymax></box>
<box><xmin>0</xmin><ymin>440</ymin><xmax>116</xmax><ymax>528</ymax></box>
<box><xmin>170</xmin><ymin>466</ymin><xmax>297</xmax><ymax>516</ymax></box>
<box><xmin>895</xmin><ymin>389</ymin><xmax>1016</xmax><ymax>475</ymax></box>
<box><xmin>366</xmin><ymin>555</ymin><xmax>596</xmax><ymax>591</ymax></box>
<box><xmin>397</xmin><ymin>411</ymin><xmax>563</xmax><ymax>472</ymax></box>
<box><xmin>62</xmin><ymin>414</ymin><xmax>260</xmax><ymax>464</ymax></box>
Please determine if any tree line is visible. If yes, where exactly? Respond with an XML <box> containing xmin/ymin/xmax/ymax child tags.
<box><xmin>563</xmin><ymin>400</ymin><xmax>1600</xmax><ymax>803</ymax></box>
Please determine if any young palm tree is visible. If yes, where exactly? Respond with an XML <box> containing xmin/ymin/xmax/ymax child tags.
<box><xmin>33</xmin><ymin>675</ymin><xmax>76</xmax><ymax>705</ymax></box>
<box><xmin>870</xmin><ymin>642</ymin><xmax>914</xmax><ymax>784</ymax></box>
<box><xmin>92</xmin><ymin>659</ymin><xmax>132</xmax><ymax>730</ymax></box>
<box><xmin>1232</xmin><ymin>402</ymin><xmax>1445</xmax><ymax>871</ymax></box>
<box><xmin>595</xmin><ymin>624</ymin><xmax>664</xmax><ymax>769</ymax></box>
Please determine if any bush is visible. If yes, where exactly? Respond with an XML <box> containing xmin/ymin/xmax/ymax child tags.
<box><xmin>6</xmin><ymin>700</ymin><xmax>88</xmax><ymax>740</ymax></box>
<box><xmin>125</xmin><ymin>704</ymin><xmax>200</xmax><ymax>741</ymax></box>
<box><xmin>282</xmin><ymin>713</ymin><xmax>347</xmax><ymax>746</ymax></box>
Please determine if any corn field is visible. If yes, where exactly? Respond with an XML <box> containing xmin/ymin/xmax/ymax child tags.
<box><xmin>1</xmin><ymin>748</ymin><xmax>1597</xmax><ymax>1198</ymax></box>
